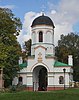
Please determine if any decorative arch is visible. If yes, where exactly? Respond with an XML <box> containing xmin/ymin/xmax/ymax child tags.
<box><xmin>46</xmin><ymin>31</ymin><xmax>52</xmax><ymax>43</ymax></box>
<box><xmin>30</xmin><ymin>62</ymin><xmax>50</xmax><ymax>72</ymax></box>
<box><xmin>46</xmin><ymin>30</ymin><xmax>52</xmax><ymax>33</ymax></box>
<box><xmin>32</xmin><ymin>64</ymin><xmax>48</xmax><ymax>91</ymax></box>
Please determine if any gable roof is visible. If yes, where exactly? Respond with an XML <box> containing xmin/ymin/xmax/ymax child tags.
<box><xmin>34</xmin><ymin>45</ymin><xmax>46</xmax><ymax>50</ymax></box>
<box><xmin>19</xmin><ymin>62</ymin><xmax>27</xmax><ymax>68</ymax></box>
<box><xmin>54</xmin><ymin>61</ymin><xmax>71</xmax><ymax>67</ymax></box>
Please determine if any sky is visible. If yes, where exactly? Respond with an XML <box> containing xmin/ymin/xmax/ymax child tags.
<box><xmin>0</xmin><ymin>0</ymin><xmax>79</xmax><ymax>46</ymax></box>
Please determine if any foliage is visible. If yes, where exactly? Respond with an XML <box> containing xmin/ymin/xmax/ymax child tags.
<box><xmin>25</xmin><ymin>39</ymin><xmax>31</xmax><ymax>56</ymax></box>
<box><xmin>22</xmin><ymin>39</ymin><xmax>31</xmax><ymax>61</ymax></box>
<box><xmin>0</xmin><ymin>8</ymin><xmax>22</xmax><ymax>87</ymax></box>
<box><xmin>10</xmin><ymin>85</ymin><xmax>27</xmax><ymax>92</ymax></box>
<box><xmin>55</xmin><ymin>33</ymin><xmax>79</xmax><ymax>81</ymax></box>
<box><xmin>1</xmin><ymin>89</ymin><xmax>79</xmax><ymax>100</ymax></box>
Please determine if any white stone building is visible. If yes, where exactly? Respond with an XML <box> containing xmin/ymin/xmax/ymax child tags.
<box><xmin>13</xmin><ymin>14</ymin><xmax>73</xmax><ymax>91</ymax></box>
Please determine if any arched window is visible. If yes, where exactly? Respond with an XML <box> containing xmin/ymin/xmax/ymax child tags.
<box><xmin>59</xmin><ymin>76</ymin><xmax>64</xmax><ymax>84</ymax></box>
<box><xmin>18</xmin><ymin>76</ymin><xmax>23</xmax><ymax>85</ymax></box>
<box><xmin>39</xmin><ymin>31</ymin><xmax>43</xmax><ymax>42</ymax></box>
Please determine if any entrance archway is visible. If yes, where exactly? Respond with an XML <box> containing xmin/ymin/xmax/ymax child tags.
<box><xmin>39</xmin><ymin>67</ymin><xmax>47</xmax><ymax>91</ymax></box>
<box><xmin>33</xmin><ymin>65</ymin><xmax>47</xmax><ymax>91</ymax></box>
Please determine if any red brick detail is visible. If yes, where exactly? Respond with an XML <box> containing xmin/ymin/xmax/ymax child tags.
<box><xmin>47</xmin><ymin>87</ymin><xmax>64</xmax><ymax>91</ymax></box>
<box><xmin>25</xmin><ymin>87</ymin><xmax>33</xmax><ymax>91</ymax></box>
<box><xmin>25</xmin><ymin>87</ymin><xmax>65</xmax><ymax>91</ymax></box>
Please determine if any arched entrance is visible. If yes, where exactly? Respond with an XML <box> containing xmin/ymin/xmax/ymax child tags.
<box><xmin>33</xmin><ymin>65</ymin><xmax>47</xmax><ymax>91</ymax></box>
<box><xmin>39</xmin><ymin>67</ymin><xmax>47</xmax><ymax>91</ymax></box>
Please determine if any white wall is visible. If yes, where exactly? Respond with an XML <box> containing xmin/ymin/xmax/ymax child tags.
<box><xmin>15</xmin><ymin>24</ymin><xmax>72</xmax><ymax>88</ymax></box>
<box><xmin>31</xmin><ymin>25</ymin><xmax>54</xmax><ymax>56</ymax></box>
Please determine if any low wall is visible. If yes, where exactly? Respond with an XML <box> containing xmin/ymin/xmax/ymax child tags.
<box><xmin>25</xmin><ymin>86</ymin><xmax>69</xmax><ymax>91</ymax></box>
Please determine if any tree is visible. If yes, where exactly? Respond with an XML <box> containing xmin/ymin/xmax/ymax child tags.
<box><xmin>0</xmin><ymin>8</ymin><xmax>22</xmax><ymax>87</ymax></box>
<box><xmin>25</xmin><ymin>39</ymin><xmax>31</xmax><ymax>56</ymax></box>
<box><xmin>55</xmin><ymin>33</ymin><xmax>79</xmax><ymax>81</ymax></box>
<box><xmin>22</xmin><ymin>39</ymin><xmax>31</xmax><ymax>60</ymax></box>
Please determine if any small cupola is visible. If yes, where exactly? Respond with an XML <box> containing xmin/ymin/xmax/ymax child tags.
<box><xmin>31</xmin><ymin>14</ymin><xmax>55</xmax><ymax>28</ymax></box>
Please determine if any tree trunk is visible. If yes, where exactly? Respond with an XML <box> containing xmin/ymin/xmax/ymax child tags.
<box><xmin>0</xmin><ymin>68</ymin><xmax>4</xmax><ymax>89</ymax></box>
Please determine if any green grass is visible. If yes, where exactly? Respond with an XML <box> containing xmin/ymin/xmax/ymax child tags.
<box><xmin>0</xmin><ymin>88</ymin><xmax>79</xmax><ymax>100</ymax></box>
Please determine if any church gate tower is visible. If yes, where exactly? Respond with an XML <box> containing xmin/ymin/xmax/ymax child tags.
<box><xmin>13</xmin><ymin>14</ymin><xmax>73</xmax><ymax>91</ymax></box>
<box><xmin>26</xmin><ymin>14</ymin><xmax>56</xmax><ymax>91</ymax></box>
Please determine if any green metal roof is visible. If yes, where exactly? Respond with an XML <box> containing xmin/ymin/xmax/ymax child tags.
<box><xmin>54</xmin><ymin>61</ymin><xmax>71</xmax><ymax>67</ymax></box>
<box><xmin>46</xmin><ymin>54</ymin><xmax>53</xmax><ymax>56</ymax></box>
<box><xmin>19</xmin><ymin>61</ymin><xmax>71</xmax><ymax>68</ymax></box>
<box><xmin>19</xmin><ymin>62</ymin><xmax>27</xmax><ymax>68</ymax></box>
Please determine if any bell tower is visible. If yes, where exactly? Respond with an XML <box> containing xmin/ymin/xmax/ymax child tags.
<box><xmin>31</xmin><ymin>14</ymin><xmax>55</xmax><ymax>56</ymax></box>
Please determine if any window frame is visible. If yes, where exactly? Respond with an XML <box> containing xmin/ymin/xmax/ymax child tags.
<box><xmin>59</xmin><ymin>76</ymin><xmax>64</xmax><ymax>84</ymax></box>
<box><xmin>39</xmin><ymin>31</ymin><xmax>43</xmax><ymax>42</ymax></box>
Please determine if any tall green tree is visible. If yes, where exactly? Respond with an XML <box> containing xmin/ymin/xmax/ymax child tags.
<box><xmin>22</xmin><ymin>39</ymin><xmax>31</xmax><ymax>61</ymax></box>
<box><xmin>25</xmin><ymin>39</ymin><xmax>31</xmax><ymax>57</ymax></box>
<box><xmin>55</xmin><ymin>33</ymin><xmax>79</xmax><ymax>81</ymax></box>
<box><xmin>0</xmin><ymin>8</ymin><xmax>22</xmax><ymax>87</ymax></box>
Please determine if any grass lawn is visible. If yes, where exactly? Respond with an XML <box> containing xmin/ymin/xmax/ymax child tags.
<box><xmin>0</xmin><ymin>88</ymin><xmax>79</xmax><ymax>100</ymax></box>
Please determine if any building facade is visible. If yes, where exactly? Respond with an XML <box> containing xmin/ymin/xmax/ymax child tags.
<box><xmin>13</xmin><ymin>14</ymin><xmax>73</xmax><ymax>91</ymax></box>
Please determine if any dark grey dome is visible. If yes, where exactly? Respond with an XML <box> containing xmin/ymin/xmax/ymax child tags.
<box><xmin>31</xmin><ymin>15</ymin><xmax>55</xmax><ymax>28</ymax></box>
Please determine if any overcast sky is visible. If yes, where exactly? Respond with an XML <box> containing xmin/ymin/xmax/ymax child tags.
<box><xmin>0</xmin><ymin>0</ymin><xmax>79</xmax><ymax>46</ymax></box>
